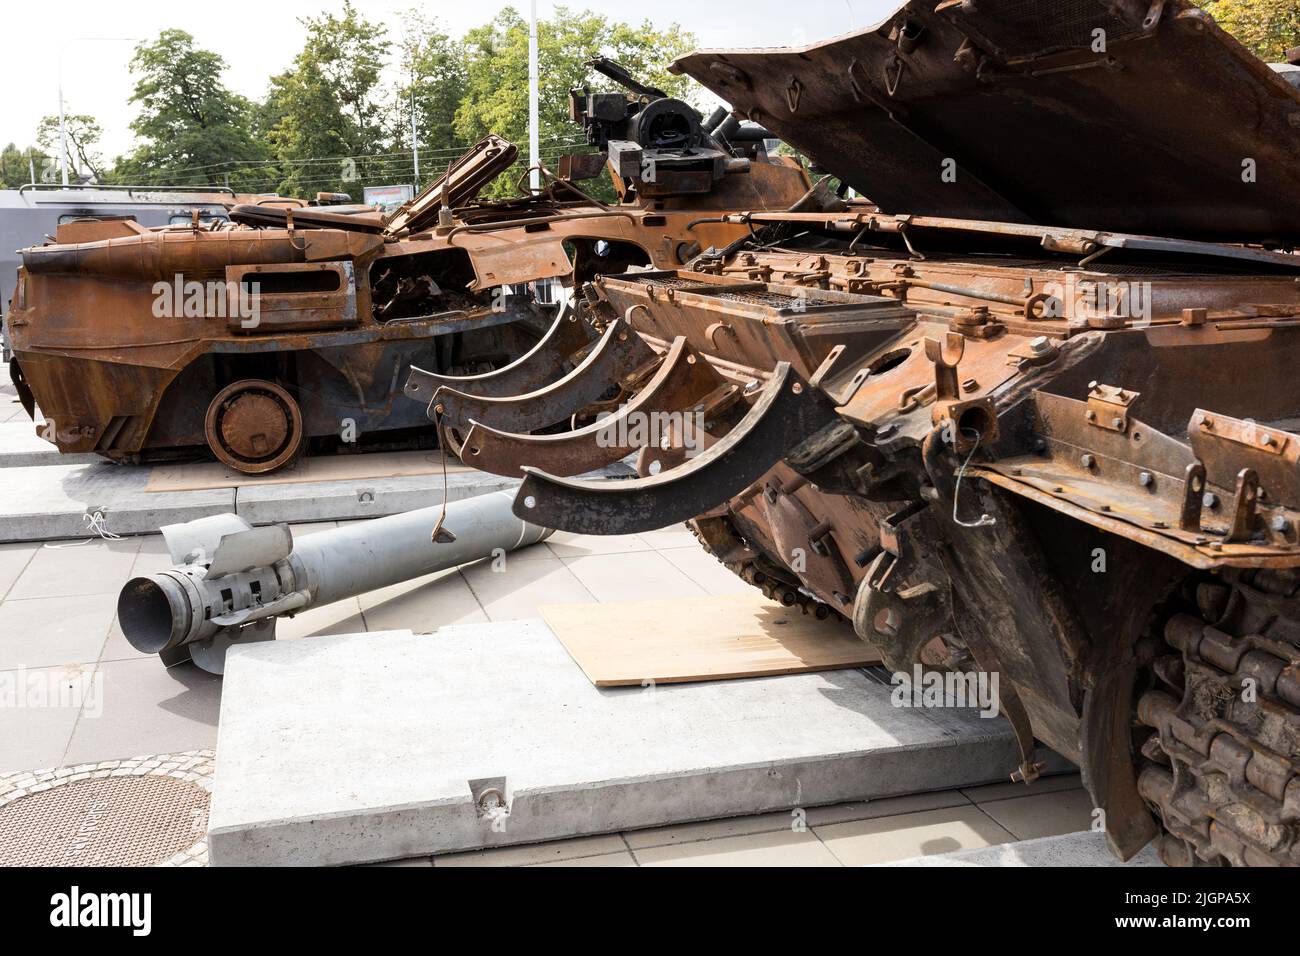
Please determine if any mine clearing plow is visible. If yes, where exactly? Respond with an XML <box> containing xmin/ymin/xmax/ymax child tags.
<box><xmin>408</xmin><ymin>0</ymin><xmax>1300</xmax><ymax>867</ymax></box>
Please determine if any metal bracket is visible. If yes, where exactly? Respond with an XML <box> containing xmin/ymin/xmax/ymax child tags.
<box><xmin>1179</xmin><ymin>461</ymin><xmax>1207</xmax><ymax>532</ymax></box>
<box><xmin>1085</xmin><ymin>382</ymin><xmax>1138</xmax><ymax>433</ymax></box>
<box><xmin>1227</xmin><ymin>468</ymin><xmax>1260</xmax><ymax>542</ymax></box>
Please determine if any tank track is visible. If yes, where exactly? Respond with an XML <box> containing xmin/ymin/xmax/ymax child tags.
<box><xmin>1137</xmin><ymin>567</ymin><xmax>1300</xmax><ymax>866</ymax></box>
<box><xmin>687</xmin><ymin>515</ymin><xmax>832</xmax><ymax>619</ymax></box>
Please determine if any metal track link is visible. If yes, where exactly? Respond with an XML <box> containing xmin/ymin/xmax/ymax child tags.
<box><xmin>1137</xmin><ymin>568</ymin><xmax>1300</xmax><ymax>866</ymax></box>
<box><xmin>688</xmin><ymin>514</ymin><xmax>833</xmax><ymax>619</ymax></box>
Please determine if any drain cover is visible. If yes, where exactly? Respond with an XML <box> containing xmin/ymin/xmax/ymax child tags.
<box><xmin>0</xmin><ymin>774</ymin><xmax>208</xmax><ymax>866</ymax></box>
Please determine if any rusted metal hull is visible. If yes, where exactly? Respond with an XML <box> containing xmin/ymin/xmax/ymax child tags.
<box><xmin>8</xmin><ymin>134</ymin><xmax>811</xmax><ymax>472</ymax></box>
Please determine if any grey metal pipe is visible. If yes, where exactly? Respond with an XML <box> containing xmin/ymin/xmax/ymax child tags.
<box><xmin>117</xmin><ymin>491</ymin><xmax>551</xmax><ymax>673</ymax></box>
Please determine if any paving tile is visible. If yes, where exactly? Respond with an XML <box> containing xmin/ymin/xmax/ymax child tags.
<box><xmin>0</xmin><ymin>542</ymin><xmax>40</xmax><ymax>601</ymax></box>
<box><xmin>274</xmin><ymin>597</ymin><xmax>367</xmax><ymax>641</ymax></box>
<box><xmin>128</xmin><ymin>534</ymin><xmax>174</xmax><ymax>578</ymax></box>
<box><xmin>960</xmin><ymin>771</ymin><xmax>1083</xmax><ymax>804</ymax></box>
<box><xmin>815</xmin><ymin>805</ymin><xmax>1016</xmax><ymax>866</ymax></box>
<box><xmin>62</xmin><ymin>658</ymin><xmax>222</xmax><ymax>765</ymax></box>
<box><xmin>358</xmin><ymin>566</ymin><xmax>486</xmax><ymax>633</ymax></box>
<box><xmin>460</xmin><ymin>555</ymin><xmax>594</xmax><ymax>621</ymax></box>
<box><xmin>804</xmin><ymin>789</ymin><xmax>973</xmax><ymax>827</ymax></box>
<box><xmin>545</xmin><ymin>531</ymin><xmax>652</xmax><ymax>558</ymax></box>
<box><xmin>0</xmin><ymin>594</ymin><xmax>116</xmax><ymax>669</ymax></box>
<box><xmin>562</xmin><ymin>550</ymin><xmax>706</xmax><ymax>603</ymax></box>
<box><xmin>530</xmin><ymin>851</ymin><xmax>637</xmax><ymax>867</ymax></box>
<box><xmin>658</xmin><ymin>545</ymin><xmax>760</xmax><ymax>596</ymax></box>
<box><xmin>977</xmin><ymin>788</ymin><xmax>1098</xmax><ymax>841</ymax></box>
<box><xmin>638</xmin><ymin>525</ymin><xmax>698</xmax><ymax>550</ymax></box>
<box><xmin>624</xmin><ymin>811</ymin><xmax>797</xmax><ymax>849</ymax></box>
<box><xmin>0</xmin><ymin>664</ymin><xmax>93</xmax><ymax>773</ymax></box>
<box><xmin>435</xmin><ymin>834</ymin><xmax>627</xmax><ymax>867</ymax></box>
<box><xmin>100</xmin><ymin>617</ymin><xmax>155</xmax><ymax>664</ymax></box>
<box><xmin>7</xmin><ymin>538</ymin><xmax>142</xmax><ymax>600</ymax></box>
<box><xmin>633</xmin><ymin>829</ymin><xmax>841</xmax><ymax>867</ymax></box>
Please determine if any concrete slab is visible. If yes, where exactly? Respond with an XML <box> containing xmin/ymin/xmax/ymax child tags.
<box><xmin>232</xmin><ymin>469</ymin><xmax>519</xmax><ymax>526</ymax></box>
<box><xmin>875</xmin><ymin>829</ymin><xmax>1164</xmax><ymax>866</ymax></box>
<box><xmin>0</xmin><ymin>462</ymin><xmax>236</xmax><ymax>542</ymax></box>
<box><xmin>0</xmin><ymin>458</ymin><xmax>628</xmax><ymax>543</ymax></box>
<box><xmin>208</xmin><ymin>620</ymin><xmax>1035</xmax><ymax>867</ymax></box>
<box><xmin>0</xmin><ymin>422</ymin><xmax>98</xmax><ymax>468</ymax></box>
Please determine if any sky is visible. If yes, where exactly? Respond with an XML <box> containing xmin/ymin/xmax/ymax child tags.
<box><xmin>0</xmin><ymin>0</ymin><xmax>900</xmax><ymax>163</ymax></box>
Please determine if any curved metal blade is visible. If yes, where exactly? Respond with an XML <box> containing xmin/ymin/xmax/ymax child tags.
<box><xmin>432</xmin><ymin>317</ymin><xmax>657</xmax><ymax>432</ymax></box>
<box><xmin>459</xmin><ymin>337</ymin><xmax>726</xmax><ymax>477</ymax></box>
<box><xmin>404</xmin><ymin>307</ymin><xmax>594</xmax><ymax>403</ymax></box>
<box><xmin>512</xmin><ymin>363</ymin><xmax>840</xmax><ymax>534</ymax></box>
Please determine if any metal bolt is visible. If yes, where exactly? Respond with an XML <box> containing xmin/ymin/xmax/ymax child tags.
<box><xmin>1111</xmin><ymin>417</ymin><xmax>1123</xmax><ymax>429</ymax></box>
<box><xmin>1203</xmin><ymin>492</ymin><xmax>1220</xmax><ymax>510</ymax></box>
<box><xmin>1029</xmin><ymin>335</ymin><xmax>1052</xmax><ymax>355</ymax></box>
<box><xmin>1260</xmin><ymin>433</ymin><xmax>1275</xmax><ymax>447</ymax></box>
<box><xmin>1081</xmin><ymin>454</ymin><xmax>1096</xmax><ymax>469</ymax></box>
<box><xmin>961</xmin><ymin>378</ymin><xmax>979</xmax><ymax>392</ymax></box>
<box><xmin>1139</xmin><ymin>471</ymin><xmax>1154</xmax><ymax>487</ymax></box>
<box><xmin>1271</xmin><ymin>514</ymin><xmax>1290</xmax><ymax>533</ymax></box>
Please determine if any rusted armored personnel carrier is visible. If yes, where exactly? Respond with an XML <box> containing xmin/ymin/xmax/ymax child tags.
<box><xmin>420</xmin><ymin>2</ymin><xmax>1300</xmax><ymax>865</ymax></box>
<box><xmin>7</xmin><ymin>61</ymin><xmax>809</xmax><ymax>473</ymax></box>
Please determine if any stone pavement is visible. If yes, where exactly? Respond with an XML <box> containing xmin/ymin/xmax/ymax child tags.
<box><xmin>0</xmin><ymin>513</ymin><xmax>1105</xmax><ymax>867</ymax></box>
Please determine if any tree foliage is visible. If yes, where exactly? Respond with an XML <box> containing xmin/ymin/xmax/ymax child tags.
<box><xmin>0</xmin><ymin>144</ymin><xmax>52</xmax><ymax>189</ymax></box>
<box><xmin>117</xmin><ymin>29</ymin><xmax>270</xmax><ymax>190</ymax></box>
<box><xmin>455</xmin><ymin>6</ymin><xmax>697</xmax><ymax>196</ymax></box>
<box><xmin>1203</xmin><ymin>0</ymin><xmax>1300</xmax><ymax>61</ymax></box>
<box><xmin>34</xmin><ymin>114</ymin><xmax>104</xmax><ymax>182</ymax></box>
<box><xmin>18</xmin><ymin>6</ymin><xmax>702</xmax><ymax>201</ymax></box>
<box><xmin>266</xmin><ymin>1</ymin><xmax>394</xmax><ymax>197</ymax></box>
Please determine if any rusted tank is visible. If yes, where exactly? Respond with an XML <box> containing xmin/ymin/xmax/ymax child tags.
<box><xmin>416</xmin><ymin>1</ymin><xmax>1300</xmax><ymax>866</ymax></box>
<box><xmin>7</xmin><ymin>63</ymin><xmax>810</xmax><ymax>474</ymax></box>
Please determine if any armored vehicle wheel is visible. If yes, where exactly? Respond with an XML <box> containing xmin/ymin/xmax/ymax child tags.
<box><xmin>204</xmin><ymin>379</ymin><xmax>305</xmax><ymax>475</ymax></box>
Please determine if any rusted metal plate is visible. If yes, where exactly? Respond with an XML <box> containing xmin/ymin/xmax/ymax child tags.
<box><xmin>406</xmin><ymin>308</ymin><xmax>594</xmax><ymax>401</ymax></box>
<box><xmin>430</xmin><ymin>317</ymin><xmax>657</xmax><ymax>432</ymax></box>
<box><xmin>512</xmin><ymin>363</ymin><xmax>840</xmax><ymax>534</ymax></box>
<box><xmin>673</xmin><ymin>0</ymin><xmax>1300</xmax><ymax>241</ymax></box>
<box><xmin>458</xmin><ymin>336</ymin><xmax>727</xmax><ymax>477</ymax></box>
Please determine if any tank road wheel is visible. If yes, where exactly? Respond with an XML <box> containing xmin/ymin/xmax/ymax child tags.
<box><xmin>204</xmin><ymin>379</ymin><xmax>305</xmax><ymax>475</ymax></box>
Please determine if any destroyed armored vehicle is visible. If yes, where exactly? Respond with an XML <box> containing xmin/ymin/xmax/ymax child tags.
<box><xmin>418</xmin><ymin>1</ymin><xmax>1300</xmax><ymax>866</ymax></box>
<box><xmin>7</xmin><ymin>60</ymin><xmax>809</xmax><ymax>474</ymax></box>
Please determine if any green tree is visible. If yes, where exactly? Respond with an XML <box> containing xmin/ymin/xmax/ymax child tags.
<box><xmin>0</xmin><ymin>144</ymin><xmax>52</xmax><ymax>189</ymax></box>
<box><xmin>1203</xmin><ymin>0</ymin><xmax>1300</xmax><ymax>61</ymax></box>
<box><xmin>116</xmin><ymin>29</ymin><xmax>270</xmax><ymax>190</ymax></box>
<box><xmin>35</xmin><ymin>113</ymin><xmax>106</xmax><ymax>182</ymax></box>
<box><xmin>394</xmin><ymin>10</ymin><xmax>468</xmax><ymax>187</ymax></box>
<box><xmin>266</xmin><ymin>1</ymin><xmax>395</xmax><ymax>198</ymax></box>
<box><xmin>455</xmin><ymin>6</ymin><xmax>698</xmax><ymax>197</ymax></box>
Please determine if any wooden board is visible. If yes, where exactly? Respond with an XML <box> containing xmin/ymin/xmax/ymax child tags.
<box><xmin>540</xmin><ymin>593</ymin><xmax>881</xmax><ymax>687</ymax></box>
<box><xmin>145</xmin><ymin>450</ymin><xmax>473</xmax><ymax>493</ymax></box>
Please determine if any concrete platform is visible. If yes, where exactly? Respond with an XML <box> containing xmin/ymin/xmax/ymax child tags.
<box><xmin>876</xmin><ymin>830</ymin><xmax>1164</xmax><ymax>867</ymax></box>
<box><xmin>0</xmin><ymin>460</ymin><xmax>521</xmax><ymax>542</ymax></box>
<box><xmin>0</xmin><ymin>422</ymin><xmax>98</xmax><ymax>468</ymax></box>
<box><xmin>208</xmin><ymin>620</ymin><xmax>1043</xmax><ymax>867</ymax></box>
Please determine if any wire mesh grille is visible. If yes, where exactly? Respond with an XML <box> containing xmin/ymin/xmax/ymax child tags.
<box><xmin>0</xmin><ymin>775</ymin><xmax>208</xmax><ymax>867</ymax></box>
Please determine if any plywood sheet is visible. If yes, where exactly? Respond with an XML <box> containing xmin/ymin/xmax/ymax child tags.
<box><xmin>145</xmin><ymin>450</ymin><xmax>472</xmax><ymax>493</ymax></box>
<box><xmin>540</xmin><ymin>592</ymin><xmax>880</xmax><ymax>687</ymax></box>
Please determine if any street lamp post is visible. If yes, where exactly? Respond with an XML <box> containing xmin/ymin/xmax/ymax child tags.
<box><xmin>528</xmin><ymin>0</ymin><xmax>540</xmax><ymax>193</ymax></box>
